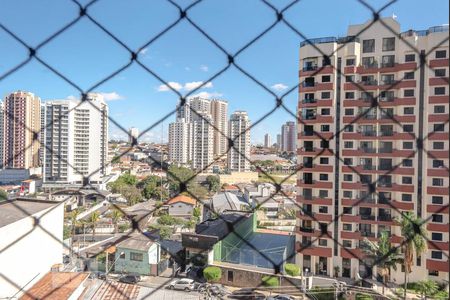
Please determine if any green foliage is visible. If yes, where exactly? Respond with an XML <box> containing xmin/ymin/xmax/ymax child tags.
<box><xmin>203</xmin><ymin>266</ymin><xmax>221</xmax><ymax>282</ymax></box>
<box><xmin>261</xmin><ymin>276</ymin><xmax>279</xmax><ymax>287</ymax></box>
<box><xmin>111</xmin><ymin>155</ymin><xmax>121</xmax><ymax>164</ymax></box>
<box><xmin>193</xmin><ymin>207</ymin><xmax>201</xmax><ymax>219</ymax></box>
<box><xmin>157</xmin><ymin>214</ymin><xmax>185</xmax><ymax>226</ymax></box>
<box><xmin>206</xmin><ymin>175</ymin><xmax>220</xmax><ymax>193</ymax></box>
<box><xmin>434</xmin><ymin>291</ymin><xmax>449</xmax><ymax>300</ymax></box>
<box><xmin>168</xmin><ymin>165</ymin><xmax>208</xmax><ymax>199</ymax></box>
<box><xmin>63</xmin><ymin>225</ymin><xmax>71</xmax><ymax>240</ymax></box>
<box><xmin>118</xmin><ymin>223</ymin><xmax>130</xmax><ymax>233</ymax></box>
<box><xmin>284</xmin><ymin>263</ymin><xmax>300</xmax><ymax>276</ymax></box>
<box><xmin>148</xmin><ymin>224</ymin><xmax>173</xmax><ymax>239</ymax></box>
<box><xmin>415</xmin><ymin>280</ymin><xmax>438</xmax><ymax>299</ymax></box>
<box><xmin>355</xmin><ymin>294</ymin><xmax>374</xmax><ymax>300</ymax></box>
<box><xmin>96</xmin><ymin>252</ymin><xmax>106</xmax><ymax>264</ymax></box>
<box><xmin>0</xmin><ymin>190</ymin><xmax>8</xmax><ymax>201</ymax></box>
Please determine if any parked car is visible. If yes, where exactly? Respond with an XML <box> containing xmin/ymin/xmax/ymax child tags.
<box><xmin>168</xmin><ymin>279</ymin><xmax>196</xmax><ymax>292</ymax></box>
<box><xmin>118</xmin><ymin>274</ymin><xmax>141</xmax><ymax>284</ymax></box>
<box><xmin>267</xmin><ymin>295</ymin><xmax>295</xmax><ymax>300</ymax></box>
<box><xmin>196</xmin><ymin>283</ymin><xmax>231</xmax><ymax>296</ymax></box>
<box><xmin>229</xmin><ymin>288</ymin><xmax>266</xmax><ymax>299</ymax></box>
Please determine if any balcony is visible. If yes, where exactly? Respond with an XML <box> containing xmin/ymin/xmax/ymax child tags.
<box><xmin>378</xmin><ymin>214</ymin><xmax>393</xmax><ymax>222</ymax></box>
<box><xmin>302</xmin><ymin>82</ymin><xmax>315</xmax><ymax>88</ymax></box>
<box><xmin>380</xmin><ymin>61</ymin><xmax>396</xmax><ymax>68</ymax></box>
<box><xmin>360</xmin><ymin>80</ymin><xmax>378</xmax><ymax>86</ymax></box>
<box><xmin>378</xmin><ymin>181</ymin><xmax>393</xmax><ymax>188</ymax></box>
<box><xmin>360</xmin><ymin>147</ymin><xmax>376</xmax><ymax>153</ymax></box>
<box><xmin>378</xmin><ymin>197</ymin><xmax>391</xmax><ymax>205</ymax></box>
<box><xmin>302</xmin><ymin>131</ymin><xmax>314</xmax><ymax>136</ymax></box>
<box><xmin>360</xmin><ymin>215</ymin><xmax>376</xmax><ymax>221</ymax></box>
<box><xmin>301</xmin><ymin>98</ymin><xmax>317</xmax><ymax>104</ymax></box>
<box><xmin>362</xmin><ymin>164</ymin><xmax>376</xmax><ymax>170</ymax></box>
<box><xmin>361</xmin><ymin>62</ymin><xmax>378</xmax><ymax>69</ymax></box>
<box><xmin>379</xmin><ymin>130</ymin><xmax>394</xmax><ymax>136</ymax></box>
<box><xmin>378</xmin><ymin>147</ymin><xmax>393</xmax><ymax>154</ymax></box>
<box><xmin>380</xmin><ymin>79</ymin><xmax>398</xmax><ymax>85</ymax></box>
<box><xmin>378</xmin><ymin>164</ymin><xmax>393</xmax><ymax>171</ymax></box>
<box><xmin>360</xmin><ymin>130</ymin><xmax>377</xmax><ymax>136</ymax></box>
<box><xmin>361</xmin><ymin>231</ymin><xmax>375</xmax><ymax>237</ymax></box>
<box><xmin>302</xmin><ymin>65</ymin><xmax>318</xmax><ymax>72</ymax></box>
<box><xmin>299</xmin><ymin>227</ymin><xmax>314</xmax><ymax>233</ymax></box>
<box><xmin>379</xmin><ymin>96</ymin><xmax>395</xmax><ymax>102</ymax></box>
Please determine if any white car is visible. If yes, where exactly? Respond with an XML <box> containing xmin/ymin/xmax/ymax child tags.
<box><xmin>168</xmin><ymin>279</ymin><xmax>196</xmax><ymax>292</ymax></box>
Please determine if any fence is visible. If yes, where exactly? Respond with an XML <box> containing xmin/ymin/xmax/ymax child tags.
<box><xmin>0</xmin><ymin>0</ymin><xmax>449</xmax><ymax>299</ymax></box>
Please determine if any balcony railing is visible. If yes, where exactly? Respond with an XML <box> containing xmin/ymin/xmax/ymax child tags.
<box><xmin>302</xmin><ymin>98</ymin><xmax>317</xmax><ymax>104</ymax></box>
<box><xmin>302</xmin><ymin>147</ymin><xmax>316</xmax><ymax>152</ymax></box>
<box><xmin>378</xmin><ymin>147</ymin><xmax>393</xmax><ymax>153</ymax></box>
<box><xmin>302</xmin><ymin>65</ymin><xmax>318</xmax><ymax>72</ymax></box>
<box><xmin>360</xmin><ymin>130</ymin><xmax>377</xmax><ymax>136</ymax></box>
<box><xmin>380</xmin><ymin>62</ymin><xmax>396</xmax><ymax>68</ymax></box>
<box><xmin>361</xmin><ymin>62</ymin><xmax>378</xmax><ymax>69</ymax></box>
<box><xmin>378</xmin><ymin>182</ymin><xmax>393</xmax><ymax>187</ymax></box>
<box><xmin>378</xmin><ymin>197</ymin><xmax>391</xmax><ymax>204</ymax></box>
<box><xmin>360</xmin><ymin>215</ymin><xmax>376</xmax><ymax>221</ymax></box>
<box><xmin>361</xmin><ymin>231</ymin><xmax>375</xmax><ymax>237</ymax></box>
<box><xmin>381</xmin><ymin>79</ymin><xmax>398</xmax><ymax>85</ymax></box>
<box><xmin>302</xmin><ymin>114</ymin><xmax>317</xmax><ymax>120</ymax></box>
<box><xmin>302</xmin><ymin>82</ymin><xmax>315</xmax><ymax>88</ymax></box>
<box><xmin>379</xmin><ymin>96</ymin><xmax>395</xmax><ymax>102</ymax></box>
<box><xmin>378</xmin><ymin>164</ymin><xmax>393</xmax><ymax>170</ymax></box>
<box><xmin>378</xmin><ymin>215</ymin><xmax>393</xmax><ymax>222</ymax></box>
<box><xmin>362</xmin><ymin>164</ymin><xmax>376</xmax><ymax>170</ymax></box>
<box><xmin>360</xmin><ymin>147</ymin><xmax>376</xmax><ymax>153</ymax></box>
<box><xmin>300</xmin><ymin>227</ymin><xmax>314</xmax><ymax>233</ymax></box>
<box><xmin>360</xmin><ymin>80</ymin><xmax>378</xmax><ymax>86</ymax></box>
<box><xmin>302</xmin><ymin>131</ymin><xmax>314</xmax><ymax>136</ymax></box>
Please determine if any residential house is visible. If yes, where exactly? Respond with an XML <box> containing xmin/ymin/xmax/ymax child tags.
<box><xmin>165</xmin><ymin>195</ymin><xmax>197</xmax><ymax>218</ymax></box>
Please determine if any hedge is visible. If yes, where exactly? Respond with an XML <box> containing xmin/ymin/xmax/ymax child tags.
<box><xmin>203</xmin><ymin>266</ymin><xmax>222</xmax><ymax>282</ymax></box>
<box><xmin>262</xmin><ymin>276</ymin><xmax>279</xmax><ymax>287</ymax></box>
<box><xmin>284</xmin><ymin>263</ymin><xmax>300</xmax><ymax>276</ymax></box>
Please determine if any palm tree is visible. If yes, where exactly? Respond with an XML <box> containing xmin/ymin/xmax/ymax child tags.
<box><xmin>362</xmin><ymin>231</ymin><xmax>403</xmax><ymax>295</ymax></box>
<box><xmin>110</xmin><ymin>209</ymin><xmax>123</xmax><ymax>234</ymax></box>
<box><xmin>88</xmin><ymin>211</ymin><xmax>100</xmax><ymax>239</ymax></box>
<box><xmin>398</xmin><ymin>211</ymin><xmax>427</xmax><ymax>300</ymax></box>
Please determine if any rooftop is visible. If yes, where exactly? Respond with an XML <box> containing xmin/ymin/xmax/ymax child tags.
<box><xmin>116</xmin><ymin>232</ymin><xmax>156</xmax><ymax>251</ymax></box>
<box><xmin>195</xmin><ymin>211</ymin><xmax>250</xmax><ymax>239</ymax></box>
<box><xmin>0</xmin><ymin>199</ymin><xmax>58</xmax><ymax>228</ymax></box>
<box><xmin>20</xmin><ymin>272</ymin><xmax>89</xmax><ymax>300</ymax></box>
<box><xmin>166</xmin><ymin>195</ymin><xmax>196</xmax><ymax>206</ymax></box>
<box><xmin>211</xmin><ymin>192</ymin><xmax>249</xmax><ymax>213</ymax></box>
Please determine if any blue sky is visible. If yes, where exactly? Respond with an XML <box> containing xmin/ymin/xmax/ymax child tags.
<box><xmin>0</xmin><ymin>0</ymin><xmax>448</xmax><ymax>143</ymax></box>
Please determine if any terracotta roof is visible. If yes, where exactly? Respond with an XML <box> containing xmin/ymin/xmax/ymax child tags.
<box><xmin>20</xmin><ymin>272</ymin><xmax>89</xmax><ymax>300</ymax></box>
<box><xmin>166</xmin><ymin>195</ymin><xmax>196</xmax><ymax>206</ymax></box>
<box><xmin>223</xmin><ymin>185</ymin><xmax>239</xmax><ymax>190</ymax></box>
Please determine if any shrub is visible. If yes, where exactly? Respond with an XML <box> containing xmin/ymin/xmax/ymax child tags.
<box><xmin>261</xmin><ymin>276</ymin><xmax>279</xmax><ymax>287</ymax></box>
<box><xmin>284</xmin><ymin>263</ymin><xmax>300</xmax><ymax>276</ymax></box>
<box><xmin>203</xmin><ymin>266</ymin><xmax>221</xmax><ymax>282</ymax></box>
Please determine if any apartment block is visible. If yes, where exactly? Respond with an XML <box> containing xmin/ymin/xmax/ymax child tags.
<box><xmin>281</xmin><ymin>121</ymin><xmax>297</xmax><ymax>153</ymax></box>
<box><xmin>43</xmin><ymin>93</ymin><xmax>109</xmax><ymax>187</ymax></box>
<box><xmin>264</xmin><ymin>133</ymin><xmax>272</xmax><ymax>148</ymax></box>
<box><xmin>168</xmin><ymin>120</ymin><xmax>192</xmax><ymax>165</ymax></box>
<box><xmin>296</xmin><ymin>18</ymin><xmax>449</xmax><ymax>284</ymax></box>
<box><xmin>3</xmin><ymin>91</ymin><xmax>41</xmax><ymax>169</ymax></box>
<box><xmin>191</xmin><ymin>111</ymin><xmax>214</xmax><ymax>171</ymax></box>
<box><xmin>228</xmin><ymin>111</ymin><xmax>251</xmax><ymax>172</ymax></box>
<box><xmin>211</xmin><ymin>99</ymin><xmax>228</xmax><ymax>157</ymax></box>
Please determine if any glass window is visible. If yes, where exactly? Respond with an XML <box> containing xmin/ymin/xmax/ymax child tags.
<box><xmin>382</xmin><ymin>37</ymin><xmax>395</xmax><ymax>51</ymax></box>
<box><xmin>319</xmin><ymin>206</ymin><xmax>328</xmax><ymax>213</ymax></box>
<box><xmin>320</xmin><ymin>140</ymin><xmax>329</xmax><ymax>149</ymax></box>
<box><xmin>345</xmin><ymin>75</ymin><xmax>354</xmax><ymax>82</ymax></box>
<box><xmin>435</xmin><ymin>69</ymin><xmax>446</xmax><ymax>77</ymax></box>
<box><xmin>343</xmin><ymin>240</ymin><xmax>352</xmax><ymax>248</ymax></box>
<box><xmin>402</xmin><ymin>159</ymin><xmax>413</xmax><ymax>167</ymax></box>
<box><xmin>321</xmin><ymin>108</ymin><xmax>330</xmax><ymax>115</ymax></box>
<box><xmin>433</xmin><ymin>160</ymin><xmax>444</xmax><ymax>168</ymax></box>
<box><xmin>431</xmin><ymin>233</ymin><xmax>443</xmax><ymax>241</ymax></box>
<box><xmin>403</xmin><ymin>124</ymin><xmax>414</xmax><ymax>132</ymax></box>
<box><xmin>343</xmin><ymin>207</ymin><xmax>352</xmax><ymax>214</ymax></box>
<box><xmin>130</xmin><ymin>252</ymin><xmax>143</xmax><ymax>261</ymax></box>
<box><xmin>319</xmin><ymin>174</ymin><xmax>328</xmax><ymax>181</ymax></box>
<box><xmin>320</xmin><ymin>157</ymin><xmax>329</xmax><ymax>164</ymax></box>
<box><xmin>404</xmin><ymin>72</ymin><xmax>414</xmax><ymax>80</ymax></box>
<box><xmin>345</xmin><ymin>108</ymin><xmax>354</xmax><ymax>116</ymax></box>
<box><xmin>344</xmin><ymin>125</ymin><xmax>354</xmax><ymax>132</ymax></box>
<box><xmin>431</xmin><ymin>251</ymin><xmax>443</xmax><ymax>259</ymax></box>
<box><xmin>402</xmin><ymin>177</ymin><xmax>413</xmax><ymax>184</ymax></box>
<box><xmin>343</xmin><ymin>158</ymin><xmax>352</xmax><ymax>166</ymax></box>
<box><xmin>382</xmin><ymin>55</ymin><xmax>395</xmax><ymax>67</ymax></box>
<box><xmin>346</xmin><ymin>58</ymin><xmax>355</xmax><ymax>66</ymax></box>
<box><xmin>434</xmin><ymin>123</ymin><xmax>445</xmax><ymax>132</ymax></box>
<box><xmin>402</xmin><ymin>194</ymin><xmax>412</xmax><ymax>202</ymax></box>
<box><xmin>434</xmin><ymin>105</ymin><xmax>445</xmax><ymax>113</ymax></box>
<box><xmin>403</xmin><ymin>142</ymin><xmax>413</xmax><ymax>149</ymax></box>
<box><xmin>322</xmin><ymin>75</ymin><xmax>331</xmax><ymax>82</ymax></box>
<box><xmin>404</xmin><ymin>107</ymin><xmax>414</xmax><ymax>115</ymax></box>
<box><xmin>404</xmin><ymin>89</ymin><xmax>415</xmax><ymax>97</ymax></box>
<box><xmin>344</xmin><ymin>141</ymin><xmax>353</xmax><ymax>149</ymax></box>
<box><xmin>429</xmin><ymin>270</ymin><xmax>439</xmax><ymax>276</ymax></box>
<box><xmin>435</xmin><ymin>50</ymin><xmax>447</xmax><ymax>59</ymax></box>
<box><xmin>343</xmin><ymin>223</ymin><xmax>352</xmax><ymax>231</ymax></box>
<box><xmin>432</xmin><ymin>178</ymin><xmax>443</xmax><ymax>186</ymax></box>
<box><xmin>343</xmin><ymin>174</ymin><xmax>353</xmax><ymax>181</ymax></box>
<box><xmin>321</xmin><ymin>125</ymin><xmax>330</xmax><ymax>132</ymax></box>
<box><xmin>432</xmin><ymin>196</ymin><xmax>443</xmax><ymax>204</ymax></box>
<box><xmin>345</xmin><ymin>92</ymin><xmax>355</xmax><ymax>99</ymax></box>
<box><xmin>318</xmin><ymin>239</ymin><xmax>328</xmax><ymax>247</ymax></box>
<box><xmin>405</xmin><ymin>54</ymin><xmax>415</xmax><ymax>62</ymax></box>
<box><xmin>432</xmin><ymin>214</ymin><xmax>443</xmax><ymax>223</ymax></box>
<box><xmin>319</xmin><ymin>190</ymin><xmax>328</xmax><ymax>198</ymax></box>
<box><xmin>321</xmin><ymin>91</ymin><xmax>331</xmax><ymax>99</ymax></box>
<box><xmin>435</xmin><ymin>87</ymin><xmax>446</xmax><ymax>95</ymax></box>
<box><xmin>343</xmin><ymin>191</ymin><xmax>352</xmax><ymax>198</ymax></box>
<box><xmin>362</xmin><ymin>39</ymin><xmax>375</xmax><ymax>53</ymax></box>
<box><xmin>433</xmin><ymin>142</ymin><xmax>444</xmax><ymax>149</ymax></box>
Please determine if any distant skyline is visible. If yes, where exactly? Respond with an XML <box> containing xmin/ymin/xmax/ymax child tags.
<box><xmin>0</xmin><ymin>0</ymin><xmax>448</xmax><ymax>144</ymax></box>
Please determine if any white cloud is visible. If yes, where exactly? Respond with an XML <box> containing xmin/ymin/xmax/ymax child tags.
<box><xmin>184</xmin><ymin>81</ymin><xmax>213</xmax><ymax>91</ymax></box>
<box><xmin>189</xmin><ymin>91</ymin><xmax>223</xmax><ymax>99</ymax></box>
<box><xmin>271</xmin><ymin>83</ymin><xmax>288</xmax><ymax>91</ymax></box>
<box><xmin>139</xmin><ymin>48</ymin><xmax>148</xmax><ymax>55</ymax></box>
<box><xmin>200</xmin><ymin>65</ymin><xmax>209</xmax><ymax>72</ymax></box>
<box><xmin>100</xmin><ymin>92</ymin><xmax>124</xmax><ymax>101</ymax></box>
<box><xmin>66</xmin><ymin>95</ymin><xmax>78</xmax><ymax>100</ymax></box>
<box><xmin>157</xmin><ymin>82</ymin><xmax>183</xmax><ymax>92</ymax></box>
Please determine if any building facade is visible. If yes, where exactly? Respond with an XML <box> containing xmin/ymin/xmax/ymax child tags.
<box><xmin>168</xmin><ymin>120</ymin><xmax>192</xmax><ymax>165</ymax></box>
<box><xmin>3</xmin><ymin>91</ymin><xmax>41</xmax><ymax>169</ymax></box>
<box><xmin>211</xmin><ymin>99</ymin><xmax>228</xmax><ymax>157</ymax></box>
<box><xmin>0</xmin><ymin>102</ymin><xmax>4</xmax><ymax>169</ymax></box>
<box><xmin>264</xmin><ymin>133</ymin><xmax>272</xmax><ymax>148</ymax></box>
<box><xmin>43</xmin><ymin>93</ymin><xmax>109</xmax><ymax>187</ymax></box>
<box><xmin>191</xmin><ymin>111</ymin><xmax>214</xmax><ymax>171</ymax></box>
<box><xmin>228</xmin><ymin>111</ymin><xmax>251</xmax><ymax>172</ymax></box>
<box><xmin>296</xmin><ymin>18</ymin><xmax>449</xmax><ymax>284</ymax></box>
<box><xmin>281</xmin><ymin>121</ymin><xmax>296</xmax><ymax>153</ymax></box>
<box><xmin>128</xmin><ymin>127</ymin><xmax>139</xmax><ymax>145</ymax></box>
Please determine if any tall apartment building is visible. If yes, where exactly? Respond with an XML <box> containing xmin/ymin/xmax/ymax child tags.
<box><xmin>191</xmin><ymin>111</ymin><xmax>214</xmax><ymax>171</ymax></box>
<box><xmin>39</xmin><ymin>102</ymin><xmax>46</xmax><ymax>166</ymax></box>
<box><xmin>296</xmin><ymin>18</ymin><xmax>448</xmax><ymax>284</ymax></box>
<box><xmin>276</xmin><ymin>134</ymin><xmax>282</xmax><ymax>149</ymax></box>
<box><xmin>3</xmin><ymin>91</ymin><xmax>41</xmax><ymax>169</ymax></box>
<box><xmin>211</xmin><ymin>99</ymin><xmax>228</xmax><ymax>157</ymax></box>
<box><xmin>43</xmin><ymin>93</ymin><xmax>109</xmax><ymax>187</ymax></box>
<box><xmin>281</xmin><ymin>121</ymin><xmax>296</xmax><ymax>153</ymax></box>
<box><xmin>264</xmin><ymin>133</ymin><xmax>272</xmax><ymax>148</ymax></box>
<box><xmin>168</xmin><ymin>120</ymin><xmax>192</xmax><ymax>165</ymax></box>
<box><xmin>0</xmin><ymin>102</ymin><xmax>4</xmax><ymax>169</ymax></box>
<box><xmin>128</xmin><ymin>127</ymin><xmax>139</xmax><ymax>145</ymax></box>
<box><xmin>228</xmin><ymin>111</ymin><xmax>251</xmax><ymax>172</ymax></box>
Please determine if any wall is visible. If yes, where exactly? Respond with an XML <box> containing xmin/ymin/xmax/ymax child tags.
<box><xmin>218</xmin><ymin>172</ymin><xmax>259</xmax><ymax>184</ymax></box>
<box><xmin>0</xmin><ymin>203</ymin><xmax>64</xmax><ymax>298</ymax></box>
<box><xmin>114</xmin><ymin>243</ymin><xmax>160</xmax><ymax>276</ymax></box>
<box><xmin>168</xmin><ymin>202</ymin><xmax>193</xmax><ymax>217</ymax></box>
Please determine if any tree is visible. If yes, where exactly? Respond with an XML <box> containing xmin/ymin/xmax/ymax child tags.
<box><xmin>362</xmin><ymin>231</ymin><xmax>403</xmax><ymax>295</ymax></box>
<box><xmin>206</xmin><ymin>175</ymin><xmax>220</xmax><ymax>193</ymax></box>
<box><xmin>110</xmin><ymin>209</ymin><xmax>123</xmax><ymax>234</ymax></box>
<box><xmin>121</xmin><ymin>185</ymin><xmax>143</xmax><ymax>205</ymax></box>
<box><xmin>88</xmin><ymin>211</ymin><xmax>100</xmax><ymax>239</ymax></box>
<box><xmin>284</xmin><ymin>263</ymin><xmax>300</xmax><ymax>277</ymax></box>
<box><xmin>399</xmin><ymin>212</ymin><xmax>427</xmax><ymax>300</ymax></box>
<box><xmin>415</xmin><ymin>280</ymin><xmax>438</xmax><ymax>300</ymax></box>
<box><xmin>0</xmin><ymin>190</ymin><xmax>8</xmax><ymax>202</ymax></box>
<box><xmin>203</xmin><ymin>266</ymin><xmax>221</xmax><ymax>282</ymax></box>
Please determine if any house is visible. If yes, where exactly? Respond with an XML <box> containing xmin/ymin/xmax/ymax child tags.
<box><xmin>114</xmin><ymin>232</ymin><xmax>164</xmax><ymax>276</ymax></box>
<box><xmin>165</xmin><ymin>195</ymin><xmax>197</xmax><ymax>218</ymax></box>
<box><xmin>204</xmin><ymin>192</ymin><xmax>250</xmax><ymax>218</ymax></box>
